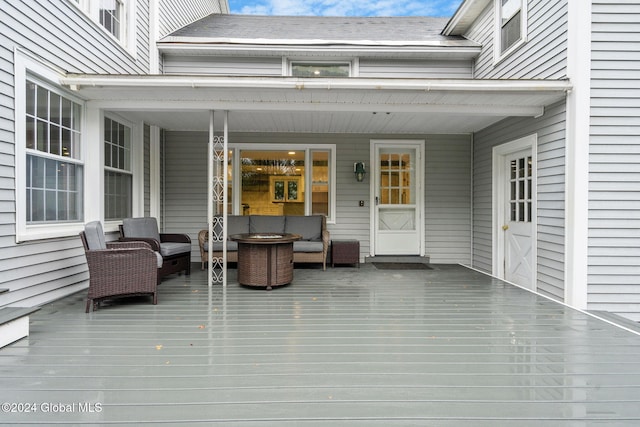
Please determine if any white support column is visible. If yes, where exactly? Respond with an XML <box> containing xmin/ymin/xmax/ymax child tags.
<box><xmin>149</xmin><ymin>125</ymin><xmax>161</xmax><ymax>220</ymax></box>
<box><xmin>132</xmin><ymin>120</ymin><xmax>144</xmax><ymax>217</ymax></box>
<box><xmin>84</xmin><ymin>103</ymin><xmax>104</xmax><ymax>224</ymax></box>
<box><xmin>208</xmin><ymin>111</ymin><xmax>215</xmax><ymax>288</ymax></box>
<box><xmin>208</xmin><ymin>111</ymin><xmax>229</xmax><ymax>287</ymax></box>
<box><xmin>223</xmin><ymin>111</ymin><xmax>229</xmax><ymax>287</ymax></box>
<box><xmin>564</xmin><ymin>0</ymin><xmax>592</xmax><ymax>309</ymax></box>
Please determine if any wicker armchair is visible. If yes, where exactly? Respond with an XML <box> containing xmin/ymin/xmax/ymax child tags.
<box><xmin>80</xmin><ymin>221</ymin><xmax>161</xmax><ymax>313</ymax></box>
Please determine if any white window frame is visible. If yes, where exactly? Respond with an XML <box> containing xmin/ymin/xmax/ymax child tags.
<box><xmin>231</xmin><ymin>144</ymin><xmax>337</xmax><ymax>223</ymax></box>
<box><xmin>69</xmin><ymin>0</ymin><xmax>136</xmax><ymax>53</ymax></box>
<box><xmin>286</xmin><ymin>58</ymin><xmax>358</xmax><ymax>77</ymax></box>
<box><xmin>494</xmin><ymin>0</ymin><xmax>528</xmax><ymax>64</ymax></box>
<box><xmin>15</xmin><ymin>51</ymin><xmax>87</xmax><ymax>242</ymax></box>
<box><xmin>103</xmin><ymin>114</ymin><xmax>133</xmax><ymax>222</ymax></box>
<box><xmin>102</xmin><ymin>113</ymin><xmax>143</xmax><ymax>229</ymax></box>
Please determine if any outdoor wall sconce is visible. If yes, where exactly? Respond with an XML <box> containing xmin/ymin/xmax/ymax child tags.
<box><xmin>354</xmin><ymin>162</ymin><xmax>366</xmax><ymax>182</ymax></box>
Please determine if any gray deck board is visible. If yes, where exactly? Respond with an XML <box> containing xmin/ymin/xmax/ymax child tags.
<box><xmin>1</xmin><ymin>264</ymin><xmax>640</xmax><ymax>425</ymax></box>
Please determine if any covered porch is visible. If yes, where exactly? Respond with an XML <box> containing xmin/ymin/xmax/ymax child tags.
<box><xmin>62</xmin><ymin>75</ymin><xmax>571</xmax><ymax>284</ymax></box>
<box><xmin>2</xmin><ymin>264</ymin><xmax>640</xmax><ymax>425</ymax></box>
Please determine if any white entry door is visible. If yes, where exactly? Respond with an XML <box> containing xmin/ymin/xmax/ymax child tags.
<box><xmin>502</xmin><ymin>149</ymin><xmax>535</xmax><ymax>289</ymax></box>
<box><xmin>372</xmin><ymin>141</ymin><xmax>423</xmax><ymax>255</ymax></box>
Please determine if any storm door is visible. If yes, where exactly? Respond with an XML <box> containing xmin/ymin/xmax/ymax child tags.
<box><xmin>372</xmin><ymin>141</ymin><xmax>423</xmax><ymax>255</ymax></box>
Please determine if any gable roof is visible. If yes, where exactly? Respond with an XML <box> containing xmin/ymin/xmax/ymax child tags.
<box><xmin>160</xmin><ymin>14</ymin><xmax>478</xmax><ymax>49</ymax></box>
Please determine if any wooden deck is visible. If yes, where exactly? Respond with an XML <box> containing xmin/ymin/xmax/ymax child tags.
<box><xmin>1</xmin><ymin>264</ymin><xmax>640</xmax><ymax>425</ymax></box>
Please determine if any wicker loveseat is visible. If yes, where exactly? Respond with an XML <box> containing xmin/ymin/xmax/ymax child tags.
<box><xmin>119</xmin><ymin>217</ymin><xmax>191</xmax><ymax>280</ymax></box>
<box><xmin>198</xmin><ymin>215</ymin><xmax>329</xmax><ymax>270</ymax></box>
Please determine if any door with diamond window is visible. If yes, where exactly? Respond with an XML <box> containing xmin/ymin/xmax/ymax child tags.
<box><xmin>373</xmin><ymin>142</ymin><xmax>422</xmax><ymax>255</ymax></box>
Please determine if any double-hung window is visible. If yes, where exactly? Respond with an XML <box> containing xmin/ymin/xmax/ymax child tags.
<box><xmin>70</xmin><ymin>0</ymin><xmax>130</xmax><ymax>47</ymax></box>
<box><xmin>104</xmin><ymin>117</ymin><xmax>132</xmax><ymax>220</ymax></box>
<box><xmin>25</xmin><ymin>80</ymin><xmax>84</xmax><ymax>225</ymax></box>
<box><xmin>496</xmin><ymin>0</ymin><xmax>527</xmax><ymax>59</ymax></box>
<box><xmin>99</xmin><ymin>0</ymin><xmax>124</xmax><ymax>39</ymax></box>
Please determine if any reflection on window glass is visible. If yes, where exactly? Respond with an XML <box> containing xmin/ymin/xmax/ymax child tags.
<box><xmin>311</xmin><ymin>150</ymin><xmax>329</xmax><ymax>216</ymax></box>
<box><xmin>291</xmin><ymin>63</ymin><xmax>350</xmax><ymax>77</ymax></box>
<box><xmin>104</xmin><ymin>117</ymin><xmax>132</xmax><ymax>220</ymax></box>
<box><xmin>379</xmin><ymin>150</ymin><xmax>413</xmax><ymax>205</ymax></box>
<box><xmin>500</xmin><ymin>0</ymin><xmax>522</xmax><ymax>53</ymax></box>
<box><xmin>100</xmin><ymin>0</ymin><xmax>123</xmax><ymax>39</ymax></box>
<box><xmin>241</xmin><ymin>150</ymin><xmax>304</xmax><ymax>216</ymax></box>
<box><xmin>25</xmin><ymin>81</ymin><xmax>83</xmax><ymax>224</ymax></box>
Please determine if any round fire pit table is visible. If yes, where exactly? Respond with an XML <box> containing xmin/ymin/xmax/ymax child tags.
<box><xmin>229</xmin><ymin>233</ymin><xmax>301</xmax><ymax>290</ymax></box>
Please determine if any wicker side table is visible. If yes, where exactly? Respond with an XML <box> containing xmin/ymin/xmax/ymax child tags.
<box><xmin>331</xmin><ymin>239</ymin><xmax>360</xmax><ymax>268</ymax></box>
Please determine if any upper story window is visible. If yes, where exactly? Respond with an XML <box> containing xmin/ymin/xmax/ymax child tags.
<box><xmin>71</xmin><ymin>0</ymin><xmax>131</xmax><ymax>47</ymax></box>
<box><xmin>99</xmin><ymin>0</ymin><xmax>124</xmax><ymax>39</ymax></box>
<box><xmin>290</xmin><ymin>62</ymin><xmax>351</xmax><ymax>78</ymax></box>
<box><xmin>496</xmin><ymin>0</ymin><xmax>527</xmax><ymax>59</ymax></box>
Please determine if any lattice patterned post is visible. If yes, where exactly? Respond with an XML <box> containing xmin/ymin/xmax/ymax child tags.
<box><xmin>208</xmin><ymin>111</ymin><xmax>228</xmax><ymax>286</ymax></box>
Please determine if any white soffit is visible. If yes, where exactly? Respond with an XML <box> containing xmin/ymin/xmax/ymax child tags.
<box><xmin>443</xmin><ymin>0</ymin><xmax>492</xmax><ymax>36</ymax></box>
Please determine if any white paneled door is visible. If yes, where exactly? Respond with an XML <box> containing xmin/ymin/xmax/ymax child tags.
<box><xmin>372</xmin><ymin>141</ymin><xmax>423</xmax><ymax>255</ymax></box>
<box><xmin>503</xmin><ymin>149</ymin><xmax>534</xmax><ymax>289</ymax></box>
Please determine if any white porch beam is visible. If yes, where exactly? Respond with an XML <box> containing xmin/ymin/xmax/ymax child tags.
<box><xmin>78</xmin><ymin>99</ymin><xmax>547</xmax><ymax>118</ymax></box>
<box><xmin>61</xmin><ymin>75</ymin><xmax>571</xmax><ymax>93</ymax></box>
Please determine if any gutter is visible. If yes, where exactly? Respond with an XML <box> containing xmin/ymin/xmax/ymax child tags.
<box><xmin>60</xmin><ymin>75</ymin><xmax>572</xmax><ymax>93</ymax></box>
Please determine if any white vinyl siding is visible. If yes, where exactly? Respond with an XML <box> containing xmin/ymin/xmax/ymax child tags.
<box><xmin>358</xmin><ymin>59</ymin><xmax>473</xmax><ymax>79</ymax></box>
<box><xmin>467</xmin><ymin>0</ymin><xmax>568</xmax><ymax>79</ymax></box>
<box><xmin>0</xmin><ymin>0</ymin><xmax>150</xmax><ymax>307</ymax></box>
<box><xmin>589</xmin><ymin>0</ymin><xmax>640</xmax><ymax>320</ymax></box>
<box><xmin>424</xmin><ymin>135</ymin><xmax>472</xmax><ymax>264</ymax></box>
<box><xmin>158</xmin><ymin>0</ymin><xmax>222</xmax><ymax>38</ymax></box>
<box><xmin>473</xmin><ymin>101</ymin><xmax>566</xmax><ymax>301</ymax></box>
<box><xmin>162</xmin><ymin>56</ymin><xmax>474</xmax><ymax>78</ymax></box>
<box><xmin>3</xmin><ymin>1</ymin><xmax>149</xmax><ymax>74</ymax></box>
<box><xmin>162</xmin><ymin>131</ymin><xmax>472</xmax><ymax>265</ymax></box>
<box><xmin>163</xmin><ymin>56</ymin><xmax>284</xmax><ymax>76</ymax></box>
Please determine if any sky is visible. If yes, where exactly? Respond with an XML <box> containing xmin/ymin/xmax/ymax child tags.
<box><xmin>228</xmin><ymin>0</ymin><xmax>464</xmax><ymax>18</ymax></box>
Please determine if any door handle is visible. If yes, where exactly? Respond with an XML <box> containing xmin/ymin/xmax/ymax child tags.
<box><xmin>502</xmin><ymin>225</ymin><xmax>509</xmax><ymax>231</ymax></box>
<box><xmin>375</xmin><ymin>197</ymin><xmax>379</xmax><ymax>206</ymax></box>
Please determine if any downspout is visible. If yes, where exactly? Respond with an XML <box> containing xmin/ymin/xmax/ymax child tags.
<box><xmin>470</xmin><ymin>132</ymin><xmax>474</xmax><ymax>268</ymax></box>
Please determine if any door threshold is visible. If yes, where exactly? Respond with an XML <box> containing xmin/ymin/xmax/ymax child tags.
<box><xmin>365</xmin><ymin>255</ymin><xmax>430</xmax><ymax>264</ymax></box>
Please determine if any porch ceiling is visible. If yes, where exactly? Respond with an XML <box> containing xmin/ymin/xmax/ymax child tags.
<box><xmin>61</xmin><ymin>75</ymin><xmax>571</xmax><ymax>133</ymax></box>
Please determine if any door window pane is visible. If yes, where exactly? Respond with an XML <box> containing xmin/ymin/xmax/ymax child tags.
<box><xmin>379</xmin><ymin>150</ymin><xmax>414</xmax><ymax>205</ymax></box>
<box><xmin>508</xmin><ymin>155</ymin><xmax>532</xmax><ymax>223</ymax></box>
<box><xmin>311</xmin><ymin>150</ymin><xmax>329</xmax><ymax>216</ymax></box>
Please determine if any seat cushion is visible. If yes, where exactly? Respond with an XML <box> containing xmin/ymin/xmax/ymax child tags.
<box><xmin>250</xmin><ymin>215</ymin><xmax>286</xmax><ymax>234</ymax></box>
<box><xmin>154</xmin><ymin>252</ymin><xmax>163</xmax><ymax>268</ymax></box>
<box><xmin>228</xmin><ymin>215</ymin><xmax>250</xmax><ymax>237</ymax></box>
<box><xmin>293</xmin><ymin>241</ymin><xmax>324</xmax><ymax>253</ymax></box>
<box><xmin>159</xmin><ymin>242</ymin><xmax>191</xmax><ymax>257</ymax></box>
<box><xmin>84</xmin><ymin>221</ymin><xmax>106</xmax><ymax>250</ymax></box>
<box><xmin>285</xmin><ymin>215</ymin><xmax>322</xmax><ymax>241</ymax></box>
<box><xmin>122</xmin><ymin>217</ymin><xmax>161</xmax><ymax>241</ymax></box>
<box><xmin>209</xmin><ymin>241</ymin><xmax>238</xmax><ymax>252</ymax></box>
